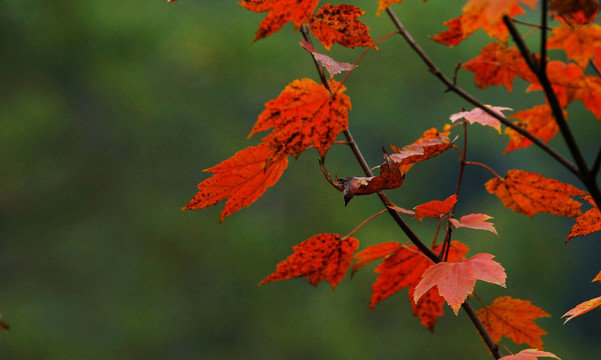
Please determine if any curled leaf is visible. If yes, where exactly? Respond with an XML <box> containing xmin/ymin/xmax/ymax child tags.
<box><xmin>450</xmin><ymin>106</ymin><xmax>512</xmax><ymax>134</ymax></box>
<box><xmin>449</xmin><ymin>214</ymin><xmax>498</xmax><ymax>236</ymax></box>
<box><xmin>300</xmin><ymin>40</ymin><xmax>357</xmax><ymax>77</ymax></box>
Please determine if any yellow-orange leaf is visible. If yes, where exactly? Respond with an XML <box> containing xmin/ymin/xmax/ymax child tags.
<box><xmin>485</xmin><ymin>170</ymin><xmax>585</xmax><ymax>218</ymax></box>
<box><xmin>547</xmin><ymin>23</ymin><xmax>601</xmax><ymax>68</ymax></box>
<box><xmin>183</xmin><ymin>144</ymin><xmax>288</xmax><ymax>222</ymax></box>
<box><xmin>376</xmin><ymin>0</ymin><xmax>410</xmax><ymax>16</ymax></box>
<box><xmin>593</xmin><ymin>270</ymin><xmax>601</xmax><ymax>282</ymax></box>
<box><xmin>504</xmin><ymin>105</ymin><xmax>563</xmax><ymax>153</ymax></box>
<box><xmin>249</xmin><ymin>78</ymin><xmax>351</xmax><ymax>158</ymax></box>
<box><xmin>464</xmin><ymin>0</ymin><xmax>537</xmax><ymax>24</ymax></box>
<box><xmin>259</xmin><ymin>233</ymin><xmax>359</xmax><ymax>289</ymax></box>
<box><xmin>562</xmin><ymin>295</ymin><xmax>601</xmax><ymax>323</ymax></box>
<box><xmin>566</xmin><ymin>195</ymin><xmax>601</xmax><ymax>241</ymax></box>
<box><xmin>239</xmin><ymin>0</ymin><xmax>320</xmax><ymax>41</ymax></box>
<box><xmin>477</xmin><ymin>296</ymin><xmax>550</xmax><ymax>349</ymax></box>
<box><xmin>527</xmin><ymin>61</ymin><xmax>585</xmax><ymax>107</ymax></box>
<box><xmin>307</xmin><ymin>4</ymin><xmax>376</xmax><ymax>51</ymax></box>
<box><xmin>499</xmin><ymin>349</ymin><xmax>561</xmax><ymax>360</ymax></box>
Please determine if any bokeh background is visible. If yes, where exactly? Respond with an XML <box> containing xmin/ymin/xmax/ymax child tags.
<box><xmin>1</xmin><ymin>0</ymin><xmax>600</xmax><ymax>358</ymax></box>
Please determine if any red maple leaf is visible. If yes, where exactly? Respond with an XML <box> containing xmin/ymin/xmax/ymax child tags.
<box><xmin>499</xmin><ymin>349</ymin><xmax>560</xmax><ymax>360</ymax></box>
<box><xmin>449</xmin><ymin>213</ymin><xmax>499</xmax><ymax>236</ymax></box>
<box><xmin>307</xmin><ymin>4</ymin><xmax>376</xmax><ymax>51</ymax></box>
<box><xmin>249</xmin><ymin>78</ymin><xmax>351</xmax><ymax>158</ymax></box>
<box><xmin>183</xmin><ymin>144</ymin><xmax>288</xmax><ymax>222</ymax></box>
<box><xmin>547</xmin><ymin>21</ymin><xmax>601</xmax><ymax>68</ymax></box>
<box><xmin>414</xmin><ymin>253</ymin><xmax>507</xmax><ymax>314</ymax></box>
<box><xmin>413</xmin><ymin>195</ymin><xmax>457</xmax><ymax>221</ymax></box>
<box><xmin>367</xmin><ymin>242</ymin><xmax>469</xmax><ymax>330</ymax></box>
<box><xmin>239</xmin><ymin>0</ymin><xmax>320</xmax><ymax>41</ymax></box>
<box><xmin>259</xmin><ymin>233</ymin><xmax>359</xmax><ymax>289</ymax></box>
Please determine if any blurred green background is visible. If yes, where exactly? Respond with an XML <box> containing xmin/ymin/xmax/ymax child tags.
<box><xmin>1</xmin><ymin>0</ymin><xmax>600</xmax><ymax>358</ymax></box>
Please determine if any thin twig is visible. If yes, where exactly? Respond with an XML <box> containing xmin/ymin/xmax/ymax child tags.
<box><xmin>465</xmin><ymin>161</ymin><xmax>503</xmax><ymax>179</ymax></box>
<box><xmin>385</xmin><ymin>8</ymin><xmax>578</xmax><ymax>176</ymax></box>
<box><xmin>343</xmin><ymin>209</ymin><xmax>388</xmax><ymax>240</ymax></box>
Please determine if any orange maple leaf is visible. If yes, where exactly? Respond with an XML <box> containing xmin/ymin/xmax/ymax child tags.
<box><xmin>485</xmin><ymin>169</ymin><xmax>585</xmax><ymax>218</ymax></box>
<box><xmin>307</xmin><ymin>4</ymin><xmax>376</xmax><ymax>51</ymax></box>
<box><xmin>389</xmin><ymin>128</ymin><xmax>453</xmax><ymax>174</ymax></box>
<box><xmin>566</xmin><ymin>195</ymin><xmax>601</xmax><ymax>241</ymax></box>
<box><xmin>578</xmin><ymin>75</ymin><xmax>601</xmax><ymax>119</ymax></box>
<box><xmin>499</xmin><ymin>349</ymin><xmax>561</xmax><ymax>360</ymax></box>
<box><xmin>547</xmin><ymin>22</ymin><xmax>601</xmax><ymax>68</ymax></box>
<box><xmin>239</xmin><ymin>0</ymin><xmax>320</xmax><ymax>41</ymax></box>
<box><xmin>477</xmin><ymin>296</ymin><xmax>550</xmax><ymax>349</ymax></box>
<box><xmin>413</xmin><ymin>194</ymin><xmax>457</xmax><ymax>221</ymax></box>
<box><xmin>183</xmin><ymin>144</ymin><xmax>288</xmax><ymax>222</ymax></box>
<box><xmin>432</xmin><ymin>4</ymin><xmax>525</xmax><ymax>46</ymax></box>
<box><xmin>527</xmin><ymin>61</ymin><xmax>585</xmax><ymax>107</ymax></box>
<box><xmin>449</xmin><ymin>213</ymin><xmax>499</xmax><ymax>236</ymax></box>
<box><xmin>351</xmin><ymin>241</ymin><xmax>403</xmax><ymax>275</ymax></box>
<box><xmin>462</xmin><ymin>42</ymin><xmax>535</xmax><ymax>92</ymax></box>
<box><xmin>368</xmin><ymin>242</ymin><xmax>469</xmax><ymax>330</ymax></box>
<box><xmin>414</xmin><ymin>253</ymin><xmax>507</xmax><ymax>315</ymax></box>
<box><xmin>562</xmin><ymin>271</ymin><xmax>601</xmax><ymax>323</ymax></box>
<box><xmin>259</xmin><ymin>233</ymin><xmax>359</xmax><ymax>289</ymax></box>
<box><xmin>464</xmin><ymin>0</ymin><xmax>537</xmax><ymax>24</ymax></box>
<box><xmin>249</xmin><ymin>78</ymin><xmax>351</xmax><ymax>158</ymax></box>
<box><xmin>450</xmin><ymin>106</ymin><xmax>512</xmax><ymax>134</ymax></box>
<box><xmin>504</xmin><ymin>105</ymin><xmax>563</xmax><ymax>153</ymax></box>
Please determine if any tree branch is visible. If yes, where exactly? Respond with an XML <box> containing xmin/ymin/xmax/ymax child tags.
<box><xmin>385</xmin><ymin>8</ymin><xmax>578</xmax><ymax>176</ymax></box>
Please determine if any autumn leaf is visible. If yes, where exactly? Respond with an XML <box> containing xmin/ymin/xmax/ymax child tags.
<box><xmin>413</xmin><ymin>194</ymin><xmax>457</xmax><ymax>221</ymax></box>
<box><xmin>352</xmin><ymin>241</ymin><xmax>403</xmax><ymax>275</ymax></box>
<box><xmin>307</xmin><ymin>4</ymin><xmax>376</xmax><ymax>51</ymax></box>
<box><xmin>432</xmin><ymin>4</ymin><xmax>525</xmax><ymax>46</ymax></box>
<box><xmin>259</xmin><ymin>233</ymin><xmax>359</xmax><ymax>289</ymax></box>
<box><xmin>389</xmin><ymin>128</ymin><xmax>453</xmax><ymax>174</ymax></box>
<box><xmin>327</xmin><ymin>149</ymin><xmax>405</xmax><ymax>205</ymax></box>
<box><xmin>183</xmin><ymin>144</ymin><xmax>288</xmax><ymax>222</ymax></box>
<box><xmin>566</xmin><ymin>195</ymin><xmax>601</xmax><ymax>241</ymax></box>
<box><xmin>547</xmin><ymin>22</ymin><xmax>601</xmax><ymax>68</ymax></box>
<box><xmin>369</xmin><ymin>242</ymin><xmax>469</xmax><ymax>330</ymax></box>
<box><xmin>527</xmin><ymin>61</ymin><xmax>585</xmax><ymax>107</ymax></box>
<box><xmin>449</xmin><ymin>214</ymin><xmax>499</xmax><ymax>236</ymax></box>
<box><xmin>450</xmin><ymin>106</ymin><xmax>512</xmax><ymax>134</ymax></box>
<box><xmin>462</xmin><ymin>42</ymin><xmax>535</xmax><ymax>92</ymax></box>
<box><xmin>299</xmin><ymin>40</ymin><xmax>357</xmax><ymax>77</ymax></box>
<box><xmin>562</xmin><ymin>269</ymin><xmax>601</xmax><ymax>323</ymax></box>
<box><xmin>414</xmin><ymin>253</ymin><xmax>507</xmax><ymax>315</ymax></box>
<box><xmin>504</xmin><ymin>105</ymin><xmax>563</xmax><ymax>153</ymax></box>
<box><xmin>249</xmin><ymin>78</ymin><xmax>351</xmax><ymax>158</ymax></box>
<box><xmin>499</xmin><ymin>349</ymin><xmax>561</xmax><ymax>360</ymax></box>
<box><xmin>464</xmin><ymin>0</ymin><xmax>537</xmax><ymax>24</ymax></box>
<box><xmin>551</xmin><ymin>0</ymin><xmax>600</xmax><ymax>23</ymax></box>
<box><xmin>239</xmin><ymin>0</ymin><xmax>320</xmax><ymax>41</ymax></box>
<box><xmin>578</xmin><ymin>75</ymin><xmax>601</xmax><ymax>119</ymax></box>
<box><xmin>477</xmin><ymin>296</ymin><xmax>550</xmax><ymax>349</ymax></box>
<box><xmin>377</xmin><ymin>0</ymin><xmax>407</xmax><ymax>15</ymax></box>
<box><xmin>486</xmin><ymin>170</ymin><xmax>585</xmax><ymax>218</ymax></box>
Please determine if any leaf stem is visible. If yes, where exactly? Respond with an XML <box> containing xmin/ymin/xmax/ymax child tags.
<box><xmin>465</xmin><ymin>161</ymin><xmax>502</xmax><ymax>179</ymax></box>
<box><xmin>342</xmin><ymin>209</ymin><xmax>388</xmax><ymax>240</ymax></box>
